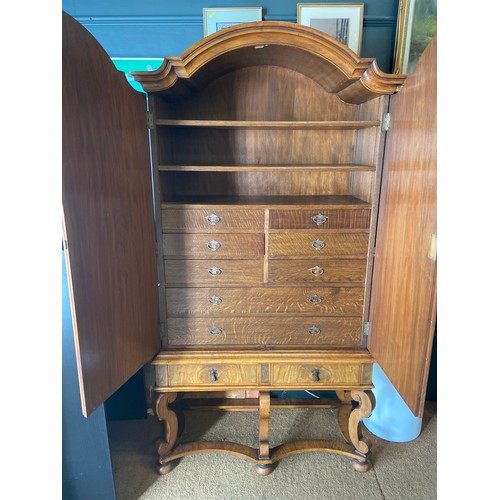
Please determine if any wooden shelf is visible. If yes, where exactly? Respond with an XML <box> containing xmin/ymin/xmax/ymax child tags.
<box><xmin>159</xmin><ymin>164</ymin><xmax>376</xmax><ymax>172</ymax></box>
<box><xmin>155</xmin><ymin>119</ymin><xmax>380</xmax><ymax>129</ymax></box>
<box><xmin>162</xmin><ymin>195</ymin><xmax>371</xmax><ymax>208</ymax></box>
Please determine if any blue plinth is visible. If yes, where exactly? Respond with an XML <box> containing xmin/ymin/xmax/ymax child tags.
<box><xmin>363</xmin><ymin>364</ymin><xmax>422</xmax><ymax>442</ymax></box>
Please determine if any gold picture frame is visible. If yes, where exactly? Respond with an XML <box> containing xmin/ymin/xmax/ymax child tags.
<box><xmin>297</xmin><ymin>3</ymin><xmax>364</xmax><ymax>55</ymax></box>
<box><xmin>393</xmin><ymin>0</ymin><xmax>437</xmax><ymax>74</ymax></box>
<box><xmin>203</xmin><ymin>7</ymin><xmax>263</xmax><ymax>37</ymax></box>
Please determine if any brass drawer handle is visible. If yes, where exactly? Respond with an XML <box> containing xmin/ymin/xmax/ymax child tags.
<box><xmin>312</xmin><ymin>214</ymin><xmax>328</xmax><ymax>225</ymax></box>
<box><xmin>311</xmin><ymin>239</ymin><xmax>326</xmax><ymax>250</ymax></box>
<box><xmin>209</xmin><ymin>326</ymin><xmax>223</xmax><ymax>336</ymax></box>
<box><xmin>208</xmin><ymin>296</ymin><xmax>223</xmax><ymax>305</ymax></box>
<box><xmin>312</xmin><ymin>369</ymin><xmax>320</xmax><ymax>382</ymax></box>
<box><xmin>208</xmin><ymin>266</ymin><xmax>223</xmax><ymax>276</ymax></box>
<box><xmin>207</xmin><ymin>240</ymin><xmax>222</xmax><ymax>251</ymax></box>
<box><xmin>209</xmin><ymin>368</ymin><xmax>218</xmax><ymax>382</ymax></box>
<box><xmin>308</xmin><ymin>265</ymin><xmax>324</xmax><ymax>276</ymax></box>
<box><xmin>205</xmin><ymin>213</ymin><xmax>222</xmax><ymax>225</ymax></box>
<box><xmin>308</xmin><ymin>295</ymin><xmax>323</xmax><ymax>305</ymax></box>
<box><xmin>308</xmin><ymin>326</ymin><xmax>321</xmax><ymax>335</ymax></box>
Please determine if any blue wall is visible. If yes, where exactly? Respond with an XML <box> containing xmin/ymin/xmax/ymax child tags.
<box><xmin>62</xmin><ymin>0</ymin><xmax>399</xmax><ymax>72</ymax></box>
<box><xmin>62</xmin><ymin>252</ymin><xmax>116</xmax><ymax>500</ymax></box>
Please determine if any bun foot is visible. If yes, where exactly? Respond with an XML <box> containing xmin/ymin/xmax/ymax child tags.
<box><xmin>156</xmin><ymin>460</ymin><xmax>177</xmax><ymax>475</ymax></box>
<box><xmin>256</xmin><ymin>463</ymin><xmax>274</xmax><ymax>476</ymax></box>
<box><xmin>352</xmin><ymin>458</ymin><xmax>371</xmax><ymax>473</ymax></box>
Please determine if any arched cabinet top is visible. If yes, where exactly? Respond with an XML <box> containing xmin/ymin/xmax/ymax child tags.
<box><xmin>132</xmin><ymin>21</ymin><xmax>405</xmax><ymax>104</ymax></box>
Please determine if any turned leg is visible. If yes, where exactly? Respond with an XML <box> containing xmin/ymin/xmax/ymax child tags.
<box><xmin>348</xmin><ymin>390</ymin><xmax>375</xmax><ymax>472</ymax></box>
<box><xmin>256</xmin><ymin>391</ymin><xmax>274</xmax><ymax>476</ymax></box>
<box><xmin>154</xmin><ymin>392</ymin><xmax>182</xmax><ymax>475</ymax></box>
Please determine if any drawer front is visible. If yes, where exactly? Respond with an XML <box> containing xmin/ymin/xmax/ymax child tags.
<box><xmin>167</xmin><ymin>316</ymin><xmax>363</xmax><ymax>346</ymax></box>
<box><xmin>272</xmin><ymin>363</ymin><xmax>363</xmax><ymax>386</ymax></box>
<box><xmin>166</xmin><ymin>287</ymin><xmax>364</xmax><ymax>316</ymax></box>
<box><xmin>163</xmin><ymin>233</ymin><xmax>264</xmax><ymax>259</ymax></box>
<box><xmin>166</xmin><ymin>363</ymin><xmax>258</xmax><ymax>387</ymax></box>
<box><xmin>162</xmin><ymin>208</ymin><xmax>264</xmax><ymax>233</ymax></box>
<box><xmin>269</xmin><ymin>209</ymin><xmax>371</xmax><ymax>230</ymax></box>
<box><xmin>164</xmin><ymin>260</ymin><xmax>264</xmax><ymax>285</ymax></box>
<box><xmin>268</xmin><ymin>232</ymin><xmax>369</xmax><ymax>258</ymax></box>
<box><xmin>268</xmin><ymin>259</ymin><xmax>367</xmax><ymax>284</ymax></box>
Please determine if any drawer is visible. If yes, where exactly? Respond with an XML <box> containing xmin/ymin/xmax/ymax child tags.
<box><xmin>268</xmin><ymin>259</ymin><xmax>366</xmax><ymax>283</ymax></box>
<box><xmin>167</xmin><ymin>316</ymin><xmax>363</xmax><ymax>347</ymax></box>
<box><xmin>162</xmin><ymin>208</ymin><xmax>264</xmax><ymax>233</ymax></box>
<box><xmin>272</xmin><ymin>363</ymin><xmax>363</xmax><ymax>386</ymax></box>
<box><xmin>163</xmin><ymin>233</ymin><xmax>264</xmax><ymax>259</ymax></box>
<box><xmin>268</xmin><ymin>232</ymin><xmax>369</xmax><ymax>258</ymax></box>
<box><xmin>164</xmin><ymin>260</ymin><xmax>264</xmax><ymax>285</ymax></box>
<box><xmin>166</xmin><ymin>287</ymin><xmax>364</xmax><ymax>316</ymax></box>
<box><xmin>165</xmin><ymin>363</ymin><xmax>258</xmax><ymax>387</ymax></box>
<box><xmin>269</xmin><ymin>208</ymin><xmax>371</xmax><ymax>230</ymax></box>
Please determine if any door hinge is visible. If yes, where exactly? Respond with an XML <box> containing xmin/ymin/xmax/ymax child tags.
<box><xmin>382</xmin><ymin>112</ymin><xmax>391</xmax><ymax>131</ymax></box>
<box><xmin>146</xmin><ymin>111</ymin><xmax>154</xmax><ymax>129</ymax></box>
<box><xmin>428</xmin><ymin>234</ymin><xmax>437</xmax><ymax>262</ymax></box>
<box><xmin>363</xmin><ymin>321</ymin><xmax>370</xmax><ymax>336</ymax></box>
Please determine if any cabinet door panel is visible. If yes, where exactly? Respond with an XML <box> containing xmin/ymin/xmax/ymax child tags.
<box><xmin>369</xmin><ymin>37</ymin><xmax>437</xmax><ymax>417</ymax></box>
<box><xmin>62</xmin><ymin>13</ymin><xmax>160</xmax><ymax>416</ymax></box>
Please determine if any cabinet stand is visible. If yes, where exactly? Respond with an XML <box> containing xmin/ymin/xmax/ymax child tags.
<box><xmin>154</xmin><ymin>390</ymin><xmax>375</xmax><ymax>475</ymax></box>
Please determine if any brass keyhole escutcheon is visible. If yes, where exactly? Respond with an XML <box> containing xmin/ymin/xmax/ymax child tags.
<box><xmin>312</xmin><ymin>369</ymin><xmax>320</xmax><ymax>382</ymax></box>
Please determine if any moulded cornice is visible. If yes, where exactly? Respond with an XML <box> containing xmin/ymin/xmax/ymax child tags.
<box><xmin>132</xmin><ymin>21</ymin><xmax>405</xmax><ymax>103</ymax></box>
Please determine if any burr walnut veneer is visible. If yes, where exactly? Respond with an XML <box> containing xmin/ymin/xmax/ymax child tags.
<box><xmin>63</xmin><ymin>13</ymin><xmax>436</xmax><ymax>477</ymax></box>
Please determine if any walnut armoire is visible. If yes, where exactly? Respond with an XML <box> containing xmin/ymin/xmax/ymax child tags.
<box><xmin>62</xmin><ymin>12</ymin><xmax>436</xmax><ymax>475</ymax></box>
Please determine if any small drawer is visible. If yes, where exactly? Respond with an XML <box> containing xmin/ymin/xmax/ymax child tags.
<box><xmin>162</xmin><ymin>208</ymin><xmax>264</xmax><ymax>233</ymax></box>
<box><xmin>164</xmin><ymin>259</ymin><xmax>264</xmax><ymax>285</ymax></box>
<box><xmin>269</xmin><ymin>208</ymin><xmax>371</xmax><ymax>230</ymax></box>
<box><xmin>268</xmin><ymin>259</ymin><xmax>367</xmax><ymax>283</ymax></box>
<box><xmin>165</xmin><ymin>363</ymin><xmax>258</xmax><ymax>387</ymax></box>
<box><xmin>166</xmin><ymin>316</ymin><xmax>363</xmax><ymax>347</ymax></box>
<box><xmin>272</xmin><ymin>363</ymin><xmax>363</xmax><ymax>386</ymax></box>
<box><xmin>163</xmin><ymin>233</ymin><xmax>264</xmax><ymax>259</ymax></box>
<box><xmin>268</xmin><ymin>232</ymin><xmax>369</xmax><ymax>258</ymax></box>
<box><xmin>166</xmin><ymin>287</ymin><xmax>364</xmax><ymax>316</ymax></box>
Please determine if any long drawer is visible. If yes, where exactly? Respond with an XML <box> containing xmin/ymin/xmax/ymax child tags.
<box><xmin>162</xmin><ymin>208</ymin><xmax>265</xmax><ymax>233</ymax></box>
<box><xmin>167</xmin><ymin>316</ymin><xmax>363</xmax><ymax>347</ymax></box>
<box><xmin>269</xmin><ymin>208</ymin><xmax>371</xmax><ymax>230</ymax></box>
<box><xmin>267</xmin><ymin>259</ymin><xmax>366</xmax><ymax>283</ymax></box>
<box><xmin>268</xmin><ymin>232</ymin><xmax>369</xmax><ymax>258</ymax></box>
<box><xmin>164</xmin><ymin>260</ymin><xmax>264</xmax><ymax>285</ymax></box>
<box><xmin>166</xmin><ymin>287</ymin><xmax>364</xmax><ymax>316</ymax></box>
<box><xmin>163</xmin><ymin>233</ymin><xmax>265</xmax><ymax>259</ymax></box>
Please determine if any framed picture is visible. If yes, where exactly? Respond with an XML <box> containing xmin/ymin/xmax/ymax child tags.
<box><xmin>393</xmin><ymin>0</ymin><xmax>437</xmax><ymax>74</ymax></box>
<box><xmin>297</xmin><ymin>3</ymin><xmax>364</xmax><ymax>55</ymax></box>
<box><xmin>203</xmin><ymin>8</ymin><xmax>263</xmax><ymax>37</ymax></box>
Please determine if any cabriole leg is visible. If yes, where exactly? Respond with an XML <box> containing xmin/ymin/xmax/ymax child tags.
<box><xmin>154</xmin><ymin>392</ymin><xmax>182</xmax><ymax>475</ymax></box>
<box><xmin>347</xmin><ymin>390</ymin><xmax>375</xmax><ymax>472</ymax></box>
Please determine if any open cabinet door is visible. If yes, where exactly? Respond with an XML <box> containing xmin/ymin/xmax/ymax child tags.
<box><xmin>62</xmin><ymin>12</ymin><xmax>160</xmax><ymax>417</ymax></box>
<box><xmin>368</xmin><ymin>37</ymin><xmax>437</xmax><ymax>418</ymax></box>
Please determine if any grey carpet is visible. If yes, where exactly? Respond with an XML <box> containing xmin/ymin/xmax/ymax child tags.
<box><xmin>108</xmin><ymin>401</ymin><xmax>437</xmax><ymax>500</ymax></box>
